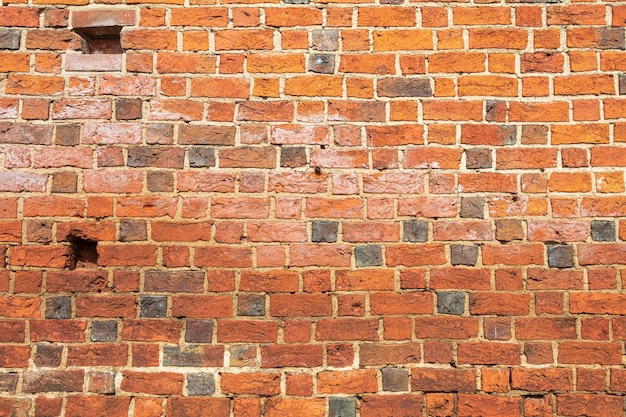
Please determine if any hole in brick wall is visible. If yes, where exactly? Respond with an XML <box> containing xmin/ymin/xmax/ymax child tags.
<box><xmin>66</xmin><ymin>235</ymin><xmax>98</xmax><ymax>270</ymax></box>
<box><xmin>73</xmin><ymin>27</ymin><xmax>123</xmax><ymax>54</ymax></box>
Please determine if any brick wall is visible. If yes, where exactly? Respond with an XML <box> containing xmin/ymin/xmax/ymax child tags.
<box><xmin>1</xmin><ymin>0</ymin><xmax>626</xmax><ymax>416</ymax></box>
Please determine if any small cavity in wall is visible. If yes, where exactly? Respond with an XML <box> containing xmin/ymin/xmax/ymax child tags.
<box><xmin>66</xmin><ymin>234</ymin><xmax>98</xmax><ymax>270</ymax></box>
<box><xmin>66</xmin><ymin>8</ymin><xmax>136</xmax><ymax>72</ymax></box>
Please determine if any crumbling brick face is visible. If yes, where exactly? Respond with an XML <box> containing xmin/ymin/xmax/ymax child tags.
<box><xmin>1</xmin><ymin>1</ymin><xmax>626</xmax><ymax>416</ymax></box>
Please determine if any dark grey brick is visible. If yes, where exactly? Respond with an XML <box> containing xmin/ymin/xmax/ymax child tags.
<box><xmin>119</xmin><ymin>220</ymin><xmax>147</xmax><ymax>242</ymax></box>
<box><xmin>0</xmin><ymin>373</ymin><xmax>18</xmax><ymax>393</ymax></box>
<box><xmin>164</xmin><ymin>345</ymin><xmax>221</xmax><ymax>367</ymax></box>
<box><xmin>146</xmin><ymin>171</ymin><xmax>174</xmax><ymax>192</ymax></box>
<box><xmin>312</xmin><ymin>29</ymin><xmax>338</xmax><ymax>51</ymax></box>
<box><xmin>620</xmin><ymin>74</ymin><xmax>626</xmax><ymax>96</ymax></box>
<box><xmin>403</xmin><ymin>220</ymin><xmax>428</xmax><ymax>243</ymax></box>
<box><xmin>45</xmin><ymin>296</ymin><xmax>71</xmax><ymax>319</ymax></box>
<box><xmin>465</xmin><ymin>148</ymin><xmax>492</xmax><ymax>169</ymax></box>
<box><xmin>591</xmin><ymin>220</ymin><xmax>615</xmax><ymax>242</ymax></box>
<box><xmin>309</xmin><ymin>54</ymin><xmax>335</xmax><ymax>74</ymax></box>
<box><xmin>382</xmin><ymin>367</ymin><xmax>409</xmax><ymax>392</ymax></box>
<box><xmin>115</xmin><ymin>98</ymin><xmax>142</xmax><ymax>120</ymax></box>
<box><xmin>91</xmin><ymin>320</ymin><xmax>118</xmax><ymax>342</ymax></box>
<box><xmin>485</xmin><ymin>100</ymin><xmax>506</xmax><ymax>122</ymax></box>
<box><xmin>237</xmin><ymin>294</ymin><xmax>265</xmax><ymax>316</ymax></box>
<box><xmin>597</xmin><ymin>28</ymin><xmax>625</xmax><ymax>49</ymax></box>
<box><xmin>140</xmin><ymin>295</ymin><xmax>167</xmax><ymax>318</ymax></box>
<box><xmin>378</xmin><ymin>77</ymin><xmax>432</xmax><ymax>97</ymax></box>
<box><xmin>185</xmin><ymin>320</ymin><xmax>214</xmax><ymax>343</ymax></box>
<box><xmin>329</xmin><ymin>397</ymin><xmax>356</xmax><ymax>417</ymax></box>
<box><xmin>547</xmin><ymin>245</ymin><xmax>575</xmax><ymax>269</ymax></box>
<box><xmin>355</xmin><ymin>245</ymin><xmax>383</xmax><ymax>267</ymax></box>
<box><xmin>127</xmin><ymin>147</ymin><xmax>184</xmax><ymax>168</ymax></box>
<box><xmin>280</xmin><ymin>147</ymin><xmax>307</xmax><ymax>168</ymax></box>
<box><xmin>56</xmin><ymin>124</ymin><xmax>80</xmax><ymax>146</ymax></box>
<box><xmin>450</xmin><ymin>245</ymin><xmax>478</xmax><ymax>266</ymax></box>
<box><xmin>437</xmin><ymin>292</ymin><xmax>465</xmax><ymax>315</ymax></box>
<box><xmin>35</xmin><ymin>344</ymin><xmax>63</xmax><ymax>367</ymax></box>
<box><xmin>460</xmin><ymin>196</ymin><xmax>485</xmax><ymax>219</ymax></box>
<box><xmin>0</xmin><ymin>29</ymin><xmax>21</xmax><ymax>50</ymax></box>
<box><xmin>187</xmin><ymin>373</ymin><xmax>215</xmax><ymax>396</ymax></box>
<box><xmin>312</xmin><ymin>221</ymin><xmax>338</xmax><ymax>243</ymax></box>
<box><xmin>188</xmin><ymin>147</ymin><xmax>215</xmax><ymax>168</ymax></box>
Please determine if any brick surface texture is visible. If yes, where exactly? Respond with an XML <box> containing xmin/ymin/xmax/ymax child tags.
<box><xmin>1</xmin><ymin>0</ymin><xmax>626</xmax><ymax>415</ymax></box>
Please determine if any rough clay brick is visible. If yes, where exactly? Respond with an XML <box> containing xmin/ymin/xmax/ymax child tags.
<box><xmin>403</xmin><ymin>220</ymin><xmax>428</xmax><ymax>242</ymax></box>
<box><xmin>355</xmin><ymin>245</ymin><xmax>383</xmax><ymax>267</ymax></box>
<box><xmin>548</xmin><ymin>245</ymin><xmax>575</xmax><ymax>269</ymax></box>
<box><xmin>187</xmin><ymin>373</ymin><xmax>215</xmax><ymax>396</ymax></box>
<box><xmin>140</xmin><ymin>295</ymin><xmax>167</xmax><ymax>318</ymax></box>
<box><xmin>437</xmin><ymin>292</ymin><xmax>466</xmax><ymax>315</ymax></box>
<box><xmin>91</xmin><ymin>320</ymin><xmax>118</xmax><ymax>342</ymax></box>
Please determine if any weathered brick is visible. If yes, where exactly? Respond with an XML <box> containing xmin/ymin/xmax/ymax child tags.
<box><xmin>355</xmin><ymin>245</ymin><xmax>383</xmax><ymax>267</ymax></box>
<box><xmin>311</xmin><ymin>221</ymin><xmax>338</xmax><ymax>243</ymax></box>
<box><xmin>450</xmin><ymin>245</ymin><xmax>478</xmax><ymax>266</ymax></box>
<box><xmin>460</xmin><ymin>197</ymin><xmax>485</xmax><ymax>219</ymax></box>
<box><xmin>45</xmin><ymin>296</ymin><xmax>71</xmax><ymax>319</ymax></box>
<box><xmin>403</xmin><ymin>220</ymin><xmax>428</xmax><ymax>242</ymax></box>
<box><xmin>437</xmin><ymin>292</ymin><xmax>466</xmax><ymax>315</ymax></box>
<box><xmin>548</xmin><ymin>245</ymin><xmax>575</xmax><ymax>269</ymax></box>
<box><xmin>591</xmin><ymin>220</ymin><xmax>616</xmax><ymax>242</ymax></box>
<box><xmin>140</xmin><ymin>295</ymin><xmax>167</xmax><ymax>318</ymax></box>
<box><xmin>0</xmin><ymin>30</ymin><xmax>21</xmax><ymax>50</ymax></box>
<box><xmin>187</xmin><ymin>373</ymin><xmax>215</xmax><ymax>396</ymax></box>
<box><xmin>34</xmin><ymin>344</ymin><xmax>63</xmax><ymax>367</ymax></box>
<box><xmin>465</xmin><ymin>148</ymin><xmax>492</xmax><ymax>169</ymax></box>
<box><xmin>382</xmin><ymin>368</ymin><xmax>410</xmax><ymax>392</ymax></box>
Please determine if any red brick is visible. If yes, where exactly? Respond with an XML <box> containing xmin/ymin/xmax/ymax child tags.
<box><xmin>413</xmin><ymin>368</ymin><xmax>476</xmax><ymax>392</ymax></box>
<box><xmin>166</xmin><ymin>398</ymin><xmax>230</xmax><ymax>417</ymax></box>
<box><xmin>221</xmin><ymin>372</ymin><xmax>280</xmax><ymax>395</ymax></box>
<box><xmin>458</xmin><ymin>395</ymin><xmax>521</xmax><ymax>417</ymax></box>
<box><xmin>121</xmin><ymin>372</ymin><xmax>183</xmax><ymax>395</ymax></box>
<box><xmin>557</xmin><ymin>394</ymin><xmax>623</xmax><ymax>417</ymax></box>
